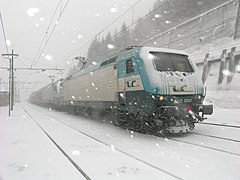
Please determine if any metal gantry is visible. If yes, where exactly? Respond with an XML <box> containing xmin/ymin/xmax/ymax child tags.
<box><xmin>2</xmin><ymin>49</ymin><xmax>18</xmax><ymax>116</ymax></box>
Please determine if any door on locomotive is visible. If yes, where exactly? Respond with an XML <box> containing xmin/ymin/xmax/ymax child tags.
<box><xmin>116</xmin><ymin>57</ymin><xmax>146</xmax><ymax>125</ymax></box>
<box><xmin>117</xmin><ymin>58</ymin><xmax>141</xmax><ymax>105</ymax></box>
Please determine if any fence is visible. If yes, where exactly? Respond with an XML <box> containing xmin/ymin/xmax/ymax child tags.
<box><xmin>142</xmin><ymin>0</ymin><xmax>238</xmax><ymax>50</ymax></box>
<box><xmin>196</xmin><ymin>46</ymin><xmax>240</xmax><ymax>87</ymax></box>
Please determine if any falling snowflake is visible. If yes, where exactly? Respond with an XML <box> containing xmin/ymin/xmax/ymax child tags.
<box><xmin>222</xmin><ymin>69</ymin><xmax>232</xmax><ymax>76</ymax></box>
<box><xmin>27</xmin><ymin>8</ymin><xmax>40</xmax><ymax>17</ymax></box>
<box><xmin>148</xmin><ymin>54</ymin><xmax>154</xmax><ymax>60</ymax></box>
<box><xmin>45</xmin><ymin>55</ymin><xmax>52</xmax><ymax>61</ymax></box>
<box><xmin>235</xmin><ymin>65</ymin><xmax>240</xmax><ymax>72</ymax></box>
<box><xmin>110</xmin><ymin>145</ymin><xmax>115</xmax><ymax>152</ymax></box>
<box><xmin>107</xmin><ymin>44</ymin><xmax>115</xmax><ymax>49</ymax></box>
<box><xmin>91</xmin><ymin>82</ymin><xmax>95</xmax><ymax>86</ymax></box>
<box><xmin>110</xmin><ymin>7</ymin><xmax>118</xmax><ymax>13</ymax></box>
<box><xmin>165</xmin><ymin>20</ymin><xmax>171</xmax><ymax>24</ymax></box>
<box><xmin>92</xmin><ymin>61</ymin><xmax>97</xmax><ymax>65</ymax></box>
<box><xmin>120</xmin><ymin>93</ymin><xmax>124</xmax><ymax>98</ymax></box>
<box><xmin>154</xmin><ymin>14</ymin><xmax>161</xmax><ymax>18</ymax></box>
<box><xmin>72</xmin><ymin>150</ymin><xmax>80</xmax><ymax>156</ymax></box>
<box><xmin>71</xmin><ymin>96</ymin><xmax>76</xmax><ymax>99</ymax></box>
<box><xmin>6</xmin><ymin>40</ymin><xmax>11</xmax><ymax>46</ymax></box>
<box><xmin>78</xmin><ymin>34</ymin><xmax>83</xmax><ymax>39</ymax></box>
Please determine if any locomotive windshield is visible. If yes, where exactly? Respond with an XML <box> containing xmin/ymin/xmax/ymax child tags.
<box><xmin>150</xmin><ymin>52</ymin><xmax>194</xmax><ymax>72</ymax></box>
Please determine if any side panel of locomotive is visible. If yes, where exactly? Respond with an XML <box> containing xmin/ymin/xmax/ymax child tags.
<box><xmin>62</xmin><ymin>61</ymin><xmax>118</xmax><ymax>112</ymax></box>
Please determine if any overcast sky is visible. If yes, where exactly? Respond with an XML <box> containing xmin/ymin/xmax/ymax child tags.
<box><xmin>0</xmin><ymin>0</ymin><xmax>156</xmax><ymax>98</ymax></box>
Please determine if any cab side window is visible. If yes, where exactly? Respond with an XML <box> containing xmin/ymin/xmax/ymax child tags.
<box><xmin>126</xmin><ymin>59</ymin><xmax>134</xmax><ymax>74</ymax></box>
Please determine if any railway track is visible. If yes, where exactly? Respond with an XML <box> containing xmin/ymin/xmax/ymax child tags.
<box><xmin>199</xmin><ymin>122</ymin><xmax>240</xmax><ymax>129</ymax></box>
<box><xmin>23</xmin><ymin>106</ymin><xmax>184</xmax><ymax>180</ymax></box>
<box><xmin>23</xmin><ymin>107</ymin><xmax>91</xmax><ymax>180</ymax></box>
<box><xmin>23</xmin><ymin>104</ymin><xmax>240</xmax><ymax>180</ymax></box>
<box><xmin>190</xmin><ymin>132</ymin><xmax>240</xmax><ymax>143</ymax></box>
<box><xmin>167</xmin><ymin>137</ymin><xmax>240</xmax><ymax>156</ymax></box>
<box><xmin>150</xmin><ymin>131</ymin><xmax>240</xmax><ymax>157</ymax></box>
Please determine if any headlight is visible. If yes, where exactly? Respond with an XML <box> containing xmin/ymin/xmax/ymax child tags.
<box><xmin>159</xmin><ymin>96</ymin><xmax>164</xmax><ymax>101</ymax></box>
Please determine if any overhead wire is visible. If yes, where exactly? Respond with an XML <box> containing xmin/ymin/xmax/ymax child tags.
<box><xmin>32</xmin><ymin>0</ymin><xmax>62</xmax><ymax>67</ymax></box>
<box><xmin>77</xmin><ymin>0</ymin><xmax>169</xmax><ymax>59</ymax></box>
<box><xmin>20</xmin><ymin>55</ymin><xmax>51</xmax><ymax>67</ymax></box>
<box><xmin>0</xmin><ymin>12</ymin><xmax>9</xmax><ymax>65</ymax></box>
<box><xmin>56</xmin><ymin>0</ymin><xmax>167</xmax><ymax>67</ymax></box>
<box><xmin>55</xmin><ymin>0</ymin><xmax>144</xmax><ymax>67</ymax></box>
<box><xmin>0</xmin><ymin>12</ymin><xmax>9</xmax><ymax>54</ymax></box>
<box><xmin>33</xmin><ymin>0</ymin><xmax>70</xmax><ymax>67</ymax></box>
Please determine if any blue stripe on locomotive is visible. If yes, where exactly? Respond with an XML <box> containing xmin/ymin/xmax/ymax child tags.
<box><xmin>116</xmin><ymin>48</ymin><xmax>158</xmax><ymax>115</ymax></box>
<box><xmin>117</xmin><ymin>47</ymin><xmax>157</xmax><ymax>94</ymax></box>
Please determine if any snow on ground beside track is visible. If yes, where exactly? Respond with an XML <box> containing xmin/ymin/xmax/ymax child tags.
<box><xmin>0</xmin><ymin>106</ymin><xmax>86</xmax><ymax>180</ymax></box>
<box><xmin>18</xmin><ymin>102</ymin><xmax>240</xmax><ymax>180</ymax></box>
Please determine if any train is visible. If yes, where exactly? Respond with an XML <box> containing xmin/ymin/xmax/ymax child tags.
<box><xmin>29</xmin><ymin>46</ymin><xmax>213</xmax><ymax>133</ymax></box>
<box><xmin>0</xmin><ymin>91</ymin><xmax>9</xmax><ymax>107</ymax></box>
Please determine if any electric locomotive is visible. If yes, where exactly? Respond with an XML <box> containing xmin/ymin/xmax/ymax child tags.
<box><xmin>29</xmin><ymin>46</ymin><xmax>213</xmax><ymax>133</ymax></box>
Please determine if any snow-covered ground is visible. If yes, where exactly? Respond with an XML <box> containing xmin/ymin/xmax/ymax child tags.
<box><xmin>1</xmin><ymin>94</ymin><xmax>240</xmax><ymax>180</ymax></box>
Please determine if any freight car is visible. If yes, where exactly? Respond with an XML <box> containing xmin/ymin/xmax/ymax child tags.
<box><xmin>29</xmin><ymin>46</ymin><xmax>213</xmax><ymax>133</ymax></box>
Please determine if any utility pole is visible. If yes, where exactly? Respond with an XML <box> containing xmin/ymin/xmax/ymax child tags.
<box><xmin>2</xmin><ymin>49</ymin><xmax>18</xmax><ymax>115</ymax></box>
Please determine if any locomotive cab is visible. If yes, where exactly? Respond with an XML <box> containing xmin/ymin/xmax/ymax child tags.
<box><xmin>139</xmin><ymin>47</ymin><xmax>213</xmax><ymax>133</ymax></box>
<box><xmin>116</xmin><ymin>47</ymin><xmax>213</xmax><ymax>133</ymax></box>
